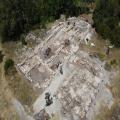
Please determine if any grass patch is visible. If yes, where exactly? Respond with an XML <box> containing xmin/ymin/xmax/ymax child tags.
<box><xmin>0</xmin><ymin>64</ymin><xmax>19</xmax><ymax>120</ymax></box>
<box><xmin>0</xmin><ymin>93</ymin><xmax>19</xmax><ymax>120</ymax></box>
<box><xmin>96</xmin><ymin>75</ymin><xmax>120</xmax><ymax>120</ymax></box>
<box><xmin>97</xmin><ymin>52</ymin><xmax>106</xmax><ymax>61</ymax></box>
<box><xmin>2</xmin><ymin>41</ymin><xmax>18</xmax><ymax>59</ymax></box>
<box><xmin>2</xmin><ymin>41</ymin><xmax>38</xmax><ymax>107</ymax></box>
<box><xmin>96</xmin><ymin>103</ymin><xmax>120</xmax><ymax>120</ymax></box>
<box><xmin>5</xmin><ymin>66</ymin><xmax>38</xmax><ymax>106</ymax></box>
<box><xmin>50</xmin><ymin>114</ymin><xmax>60</xmax><ymax>120</ymax></box>
<box><xmin>111</xmin><ymin>75</ymin><xmax>120</xmax><ymax>100</ymax></box>
<box><xmin>110</xmin><ymin>59</ymin><xmax>117</xmax><ymax>66</ymax></box>
<box><xmin>118</xmin><ymin>59</ymin><xmax>120</xmax><ymax>64</ymax></box>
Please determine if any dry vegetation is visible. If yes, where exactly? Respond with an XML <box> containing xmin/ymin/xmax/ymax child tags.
<box><xmin>0</xmin><ymin>42</ymin><xmax>39</xmax><ymax>119</ymax></box>
<box><xmin>0</xmin><ymin>61</ymin><xmax>19</xmax><ymax>120</ymax></box>
<box><xmin>96</xmin><ymin>75</ymin><xmax>120</xmax><ymax>120</ymax></box>
<box><xmin>5</xmin><ymin>66</ymin><xmax>38</xmax><ymax>106</ymax></box>
<box><xmin>2</xmin><ymin>41</ymin><xmax>38</xmax><ymax>106</ymax></box>
<box><xmin>79</xmin><ymin>34</ymin><xmax>120</xmax><ymax>120</ymax></box>
<box><xmin>93</xmin><ymin>36</ymin><xmax>120</xmax><ymax>120</ymax></box>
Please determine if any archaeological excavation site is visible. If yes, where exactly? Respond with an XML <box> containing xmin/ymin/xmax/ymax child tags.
<box><xmin>15</xmin><ymin>17</ymin><xmax>114</xmax><ymax>120</ymax></box>
<box><xmin>1</xmin><ymin>0</ymin><xmax>120</xmax><ymax>119</ymax></box>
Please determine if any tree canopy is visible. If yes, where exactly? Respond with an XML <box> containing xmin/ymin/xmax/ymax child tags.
<box><xmin>93</xmin><ymin>0</ymin><xmax>120</xmax><ymax>47</ymax></box>
<box><xmin>0</xmin><ymin>0</ymin><xmax>81</xmax><ymax>42</ymax></box>
<box><xmin>0</xmin><ymin>0</ymin><xmax>40</xmax><ymax>41</ymax></box>
<box><xmin>0</xmin><ymin>0</ymin><xmax>96</xmax><ymax>42</ymax></box>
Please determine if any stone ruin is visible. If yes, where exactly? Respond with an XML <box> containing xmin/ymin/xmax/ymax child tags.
<box><xmin>17</xmin><ymin>17</ymin><xmax>112</xmax><ymax>120</ymax></box>
<box><xmin>17</xmin><ymin>17</ymin><xmax>94</xmax><ymax>90</ymax></box>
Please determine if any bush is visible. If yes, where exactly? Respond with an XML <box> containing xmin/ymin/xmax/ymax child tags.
<box><xmin>97</xmin><ymin>52</ymin><xmax>105</xmax><ymax>61</ymax></box>
<box><xmin>4</xmin><ymin>59</ymin><xmax>14</xmax><ymax>74</ymax></box>
<box><xmin>104</xmin><ymin>62</ymin><xmax>111</xmax><ymax>71</ymax></box>
<box><xmin>0</xmin><ymin>51</ymin><xmax>4</xmax><ymax>63</ymax></box>
<box><xmin>110</xmin><ymin>59</ymin><xmax>117</xmax><ymax>66</ymax></box>
<box><xmin>20</xmin><ymin>34</ymin><xmax>27</xmax><ymax>46</ymax></box>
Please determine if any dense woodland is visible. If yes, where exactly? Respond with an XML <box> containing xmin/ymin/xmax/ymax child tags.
<box><xmin>0</xmin><ymin>0</ymin><xmax>120</xmax><ymax>47</ymax></box>
<box><xmin>93</xmin><ymin>0</ymin><xmax>120</xmax><ymax>47</ymax></box>
<box><xmin>0</xmin><ymin>0</ymin><xmax>95</xmax><ymax>42</ymax></box>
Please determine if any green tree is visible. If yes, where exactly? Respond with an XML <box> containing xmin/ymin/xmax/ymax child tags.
<box><xmin>4</xmin><ymin>58</ymin><xmax>14</xmax><ymax>74</ymax></box>
<box><xmin>93</xmin><ymin>0</ymin><xmax>120</xmax><ymax>47</ymax></box>
<box><xmin>0</xmin><ymin>0</ymin><xmax>40</xmax><ymax>42</ymax></box>
<box><xmin>0</xmin><ymin>0</ymin><xmax>91</xmax><ymax>43</ymax></box>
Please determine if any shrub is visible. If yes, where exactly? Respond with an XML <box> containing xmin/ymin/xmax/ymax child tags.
<box><xmin>4</xmin><ymin>59</ymin><xmax>14</xmax><ymax>74</ymax></box>
<box><xmin>20</xmin><ymin>34</ymin><xmax>27</xmax><ymax>46</ymax></box>
<box><xmin>104</xmin><ymin>62</ymin><xmax>111</xmax><ymax>71</ymax></box>
<box><xmin>110</xmin><ymin>59</ymin><xmax>117</xmax><ymax>66</ymax></box>
<box><xmin>0</xmin><ymin>51</ymin><xmax>4</xmax><ymax>63</ymax></box>
<box><xmin>97</xmin><ymin>52</ymin><xmax>105</xmax><ymax>61</ymax></box>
